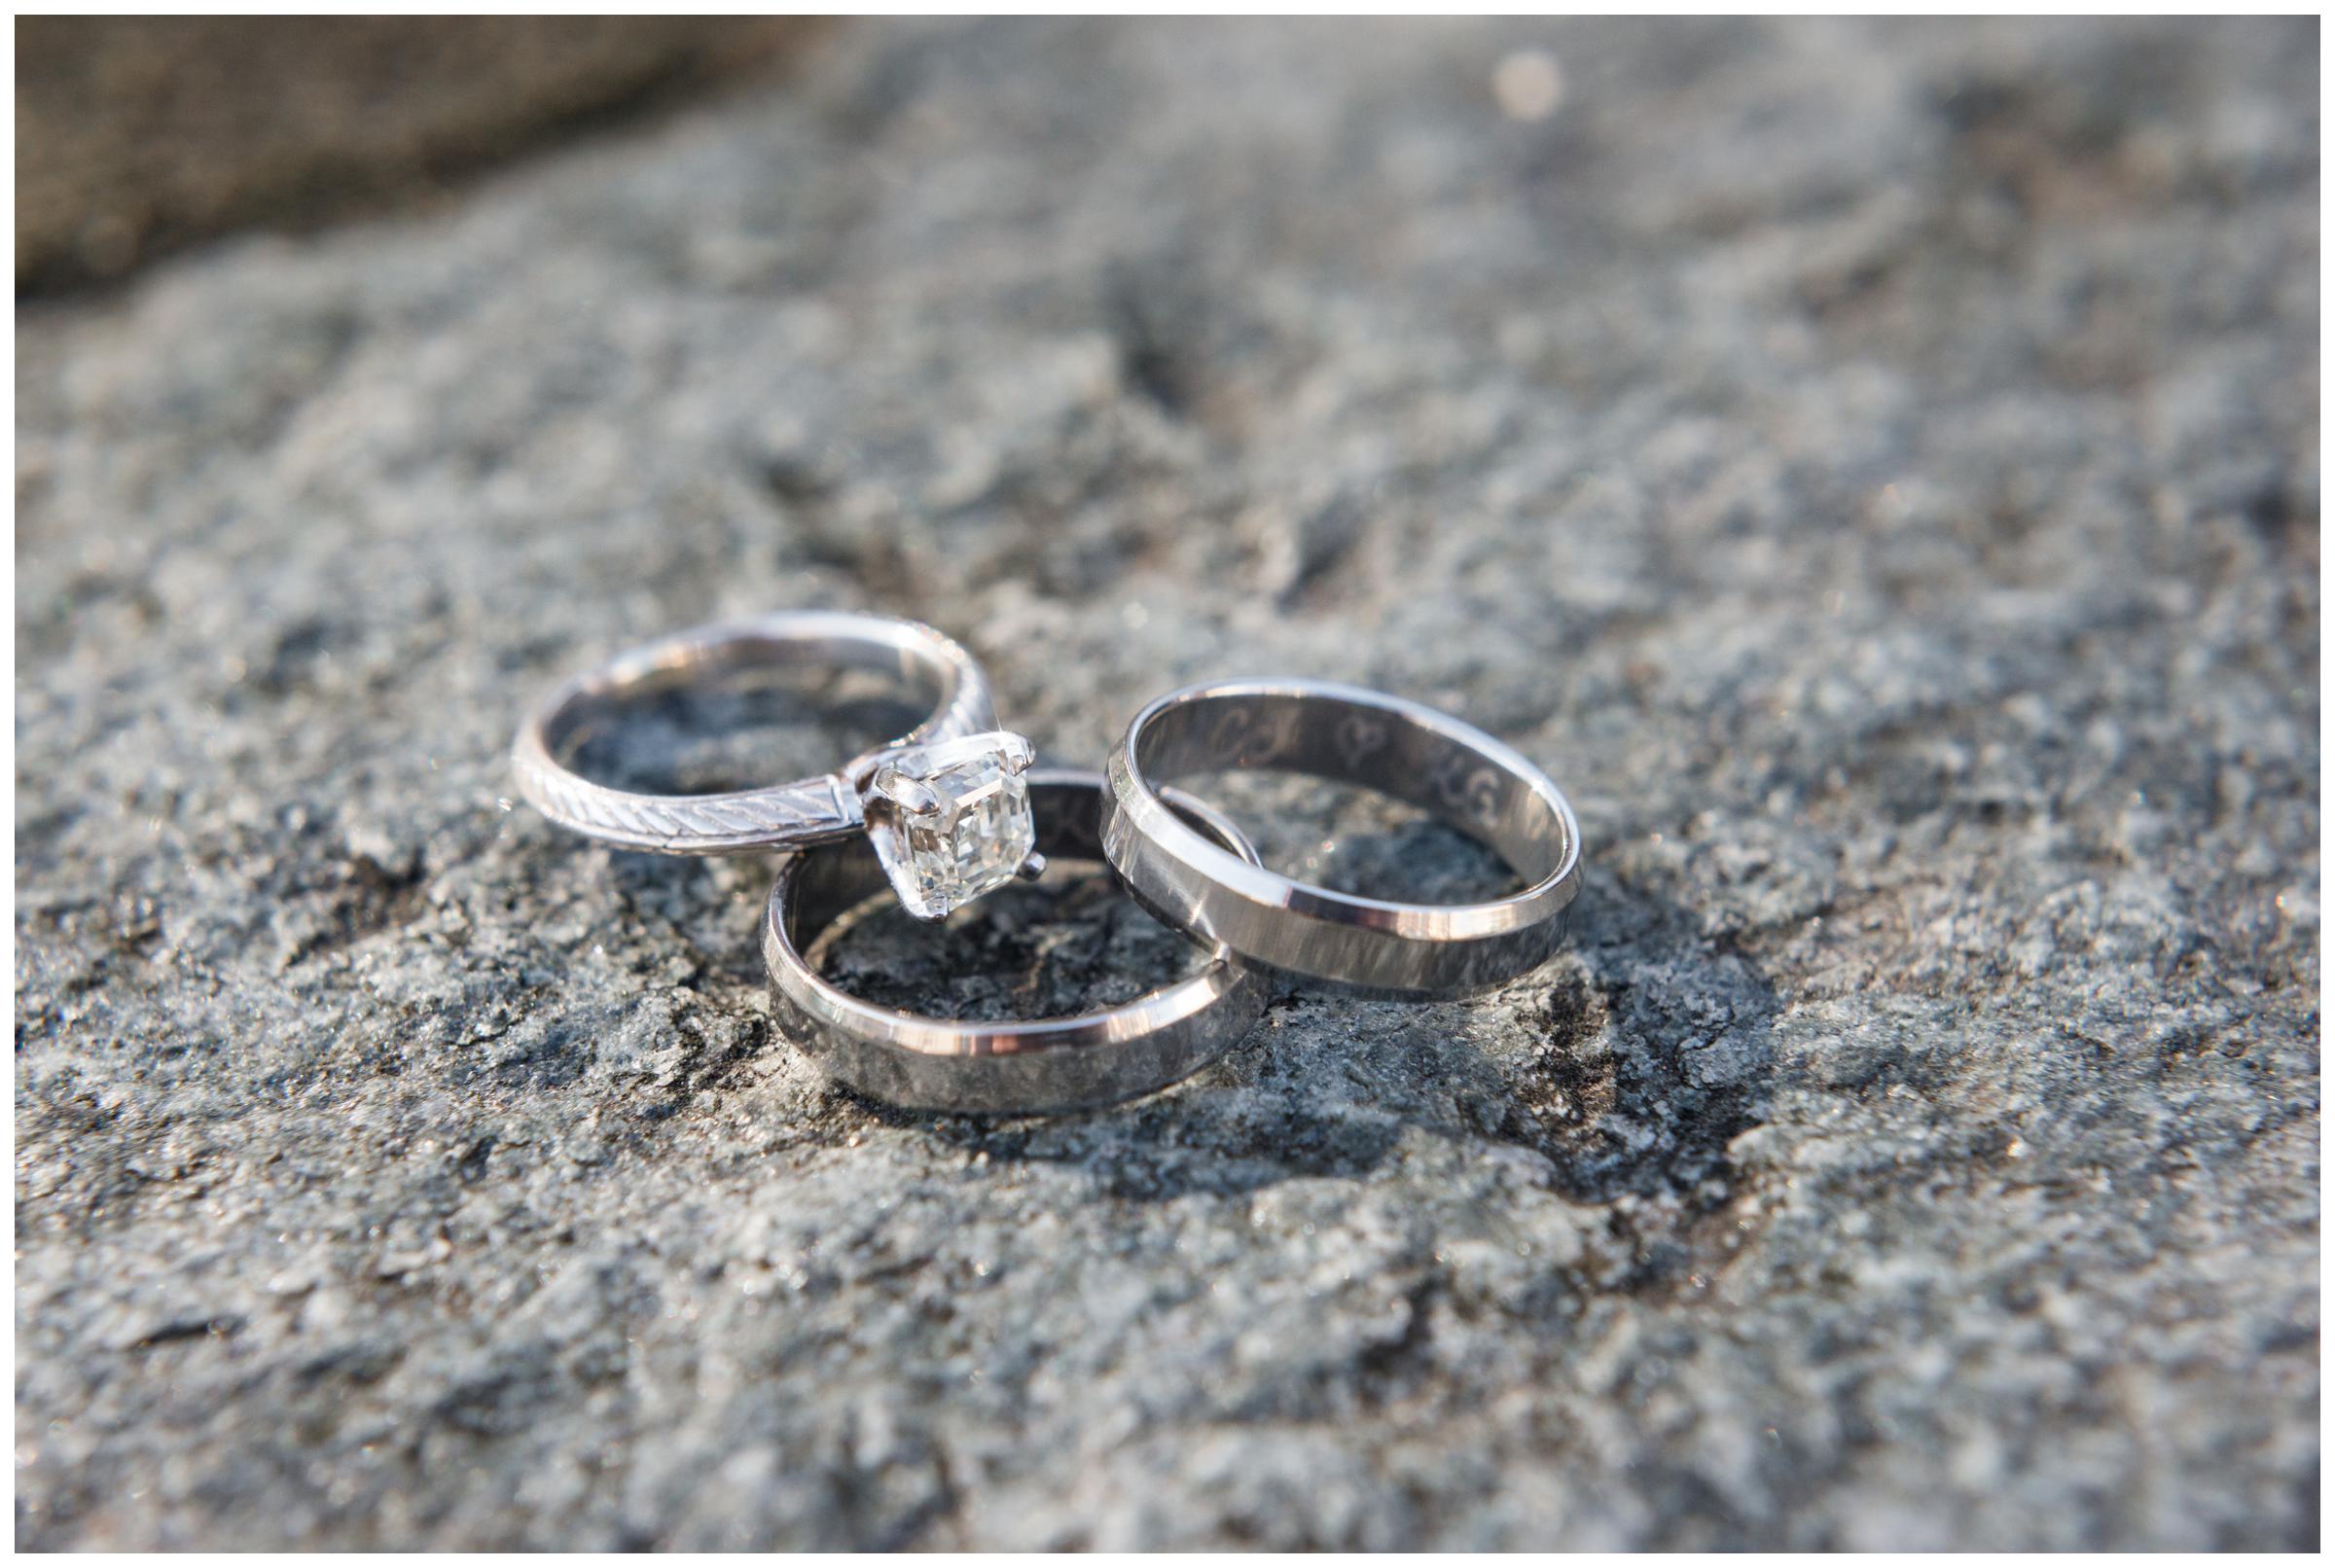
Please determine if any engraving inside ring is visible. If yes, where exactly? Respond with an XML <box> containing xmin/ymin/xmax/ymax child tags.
<box><xmin>1172</xmin><ymin>769</ymin><xmax>1524</xmax><ymax>905</ymax></box>
<box><xmin>1130</xmin><ymin>693</ymin><xmax>1565</xmax><ymax>906</ymax></box>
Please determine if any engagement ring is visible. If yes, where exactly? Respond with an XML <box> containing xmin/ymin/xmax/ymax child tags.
<box><xmin>513</xmin><ymin>610</ymin><xmax>1042</xmax><ymax>920</ymax></box>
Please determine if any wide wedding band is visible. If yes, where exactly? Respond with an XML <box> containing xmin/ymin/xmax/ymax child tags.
<box><xmin>512</xmin><ymin>610</ymin><xmax>1042</xmax><ymax>920</ymax></box>
<box><xmin>764</xmin><ymin>769</ymin><xmax>1270</xmax><ymax>1114</ymax></box>
<box><xmin>1100</xmin><ymin>678</ymin><xmax>1582</xmax><ymax>995</ymax></box>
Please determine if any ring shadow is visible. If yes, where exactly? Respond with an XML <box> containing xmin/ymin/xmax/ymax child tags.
<box><xmin>574</xmin><ymin>714</ymin><xmax>1779</xmax><ymax>1224</ymax></box>
<box><xmin>807</xmin><ymin>815</ymin><xmax>1779</xmax><ymax>1217</ymax></box>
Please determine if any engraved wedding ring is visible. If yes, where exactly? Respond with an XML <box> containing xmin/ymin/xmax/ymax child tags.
<box><xmin>1100</xmin><ymin>679</ymin><xmax>1581</xmax><ymax>996</ymax></box>
<box><xmin>514</xmin><ymin>614</ymin><xmax>1584</xmax><ymax>1112</ymax></box>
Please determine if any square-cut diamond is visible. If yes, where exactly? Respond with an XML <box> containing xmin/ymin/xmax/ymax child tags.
<box><xmin>860</xmin><ymin>731</ymin><xmax>1037</xmax><ymax>920</ymax></box>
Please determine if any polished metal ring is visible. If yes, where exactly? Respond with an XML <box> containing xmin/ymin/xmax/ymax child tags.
<box><xmin>1100</xmin><ymin>678</ymin><xmax>1582</xmax><ymax>995</ymax></box>
<box><xmin>513</xmin><ymin>610</ymin><xmax>1041</xmax><ymax>920</ymax></box>
<box><xmin>764</xmin><ymin>769</ymin><xmax>1270</xmax><ymax>1114</ymax></box>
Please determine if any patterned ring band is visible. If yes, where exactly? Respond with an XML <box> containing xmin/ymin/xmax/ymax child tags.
<box><xmin>512</xmin><ymin>610</ymin><xmax>1041</xmax><ymax>920</ymax></box>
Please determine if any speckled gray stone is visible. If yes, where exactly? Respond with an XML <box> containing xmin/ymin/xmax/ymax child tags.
<box><xmin>15</xmin><ymin>17</ymin><xmax>2318</xmax><ymax>1550</ymax></box>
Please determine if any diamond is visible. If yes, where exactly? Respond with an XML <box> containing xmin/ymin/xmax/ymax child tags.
<box><xmin>858</xmin><ymin>731</ymin><xmax>1037</xmax><ymax>920</ymax></box>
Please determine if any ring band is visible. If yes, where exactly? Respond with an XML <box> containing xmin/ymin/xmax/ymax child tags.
<box><xmin>764</xmin><ymin>769</ymin><xmax>1270</xmax><ymax>1114</ymax></box>
<box><xmin>512</xmin><ymin>611</ymin><xmax>1043</xmax><ymax>920</ymax></box>
<box><xmin>1099</xmin><ymin>678</ymin><xmax>1582</xmax><ymax>995</ymax></box>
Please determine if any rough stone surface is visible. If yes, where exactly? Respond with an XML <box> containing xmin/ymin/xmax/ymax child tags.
<box><xmin>15</xmin><ymin>18</ymin><xmax>2318</xmax><ymax>1550</ymax></box>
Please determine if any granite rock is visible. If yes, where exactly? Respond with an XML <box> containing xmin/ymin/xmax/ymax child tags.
<box><xmin>15</xmin><ymin>18</ymin><xmax>2318</xmax><ymax>1550</ymax></box>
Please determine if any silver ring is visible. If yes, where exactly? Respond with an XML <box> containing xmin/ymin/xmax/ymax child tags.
<box><xmin>763</xmin><ymin>769</ymin><xmax>1270</xmax><ymax>1114</ymax></box>
<box><xmin>513</xmin><ymin>610</ymin><xmax>1042</xmax><ymax>920</ymax></box>
<box><xmin>1100</xmin><ymin>678</ymin><xmax>1582</xmax><ymax>995</ymax></box>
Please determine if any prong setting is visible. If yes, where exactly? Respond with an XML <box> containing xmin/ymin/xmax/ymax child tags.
<box><xmin>869</xmin><ymin>766</ymin><xmax>945</xmax><ymax>817</ymax></box>
<box><xmin>854</xmin><ymin>730</ymin><xmax>1040</xmax><ymax>920</ymax></box>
